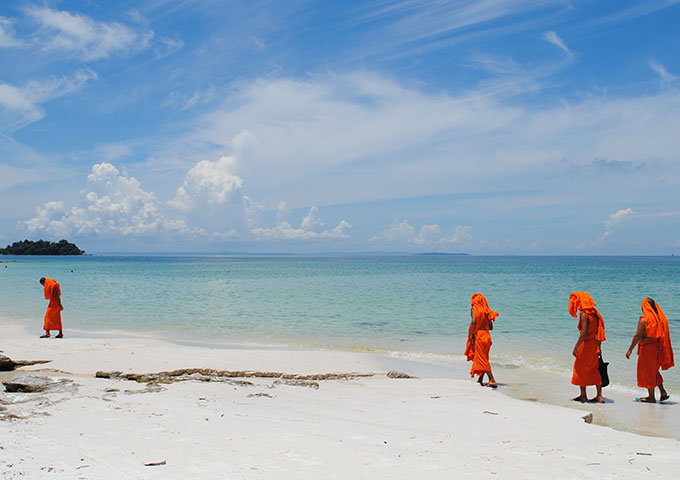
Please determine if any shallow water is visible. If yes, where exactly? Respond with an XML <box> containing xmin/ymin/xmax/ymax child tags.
<box><xmin>1</xmin><ymin>254</ymin><xmax>678</xmax><ymax>436</ymax></box>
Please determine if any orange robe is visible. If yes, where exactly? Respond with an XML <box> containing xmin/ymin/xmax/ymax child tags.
<box><xmin>43</xmin><ymin>278</ymin><xmax>62</xmax><ymax>331</ymax></box>
<box><xmin>568</xmin><ymin>292</ymin><xmax>606</xmax><ymax>387</ymax></box>
<box><xmin>571</xmin><ymin>311</ymin><xmax>603</xmax><ymax>386</ymax></box>
<box><xmin>637</xmin><ymin>299</ymin><xmax>674</xmax><ymax>389</ymax></box>
<box><xmin>464</xmin><ymin>293</ymin><xmax>499</xmax><ymax>378</ymax></box>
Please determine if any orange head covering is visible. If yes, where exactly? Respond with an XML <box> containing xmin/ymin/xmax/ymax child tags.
<box><xmin>568</xmin><ymin>291</ymin><xmax>596</xmax><ymax>318</ymax></box>
<box><xmin>470</xmin><ymin>293</ymin><xmax>499</xmax><ymax>322</ymax></box>
<box><xmin>568</xmin><ymin>291</ymin><xmax>605</xmax><ymax>342</ymax></box>
<box><xmin>641</xmin><ymin>298</ymin><xmax>675</xmax><ymax>370</ymax></box>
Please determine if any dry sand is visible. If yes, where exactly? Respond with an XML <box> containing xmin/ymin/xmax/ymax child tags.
<box><xmin>1</xmin><ymin>321</ymin><xmax>679</xmax><ymax>479</ymax></box>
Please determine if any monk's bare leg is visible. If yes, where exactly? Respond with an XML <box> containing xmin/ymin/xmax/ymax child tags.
<box><xmin>486</xmin><ymin>370</ymin><xmax>497</xmax><ymax>388</ymax></box>
<box><xmin>572</xmin><ymin>386</ymin><xmax>587</xmax><ymax>402</ymax></box>
<box><xmin>659</xmin><ymin>384</ymin><xmax>669</xmax><ymax>401</ymax></box>
<box><xmin>637</xmin><ymin>388</ymin><xmax>656</xmax><ymax>403</ymax></box>
<box><xmin>477</xmin><ymin>373</ymin><xmax>485</xmax><ymax>385</ymax></box>
<box><xmin>589</xmin><ymin>385</ymin><xmax>604</xmax><ymax>403</ymax></box>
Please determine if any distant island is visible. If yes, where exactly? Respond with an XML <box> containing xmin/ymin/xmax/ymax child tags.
<box><xmin>0</xmin><ymin>239</ymin><xmax>84</xmax><ymax>255</ymax></box>
<box><xmin>413</xmin><ymin>252</ymin><xmax>470</xmax><ymax>256</ymax></box>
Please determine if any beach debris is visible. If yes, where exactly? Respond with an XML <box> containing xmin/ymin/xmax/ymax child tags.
<box><xmin>95</xmin><ymin>369</ymin><xmax>375</xmax><ymax>385</ymax></box>
<box><xmin>0</xmin><ymin>354</ymin><xmax>51</xmax><ymax>371</ymax></box>
<box><xmin>247</xmin><ymin>393</ymin><xmax>273</xmax><ymax>398</ymax></box>
<box><xmin>273</xmin><ymin>378</ymin><xmax>320</xmax><ymax>389</ymax></box>
<box><xmin>386</xmin><ymin>371</ymin><xmax>416</xmax><ymax>379</ymax></box>
<box><xmin>636</xmin><ymin>452</ymin><xmax>652</xmax><ymax>456</ymax></box>
<box><xmin>143</xmin><ymin>460</ymin><xmax>166</xmax><ymax>467</ymax></box>
<box><xmin>582</xmin><ymin>413</ymin><xmax>593</xmax><ymax>424</ymax></box>
<box><xmin>430</xmin><ymin>395</ymin><xmax>441</xmax><ymax>399</ymax></box>
<box><xmin>482</xmin><ymin>410</ymin><xmax>498</xmax><ymax>415</ymax></box>
<box><xmin>2</xmin><ymin>375</ymin><xmax>51</xmax><ymax>393</ymax></box>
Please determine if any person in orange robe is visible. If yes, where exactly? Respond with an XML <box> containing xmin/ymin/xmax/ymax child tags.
<box><xmin>464</xmin><ymin>293</ymin><xmax>499</xmax><ymax>388</ymax></box>
<box><xmin>568</xmin><ymin>291</ymin><xmax>606</xmax><ymax>403</ymax></box>
<box><xmin>625</xmin><ymin>297</ymin><xmax>674</xmax><ymax>403</ymax></box>
<box><xmin>40</xmin><ymin>277</ymin><xmax>64</xmax><ymax>338</ymax></box>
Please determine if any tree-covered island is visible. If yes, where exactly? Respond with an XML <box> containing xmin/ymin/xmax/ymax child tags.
<box><xmin>0</xmin><ymin>239</ymin><xmax>85</xmax><ymax>255</ymax></box>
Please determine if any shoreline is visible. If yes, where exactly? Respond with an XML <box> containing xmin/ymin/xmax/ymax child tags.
<box><xmin>3</xmin><ymin>319</ymin><xmax>679</xmax><ymax>439</ymax></box>
<box><xmin>2</xmin><ymin>321</ymin><xmax>680</xmax><ymax>478</ymax></box>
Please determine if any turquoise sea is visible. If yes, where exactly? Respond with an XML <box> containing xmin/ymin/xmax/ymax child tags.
<box><xmin>1</xmin><ymin>255</ymin><xmax>679</xmax><ymax>436</ymax></box>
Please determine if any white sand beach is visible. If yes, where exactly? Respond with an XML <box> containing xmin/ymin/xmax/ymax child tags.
<box><xmin>2</xmin><ymin>321</ymin><xmax>679</xmax><ymax>479</ymax></box>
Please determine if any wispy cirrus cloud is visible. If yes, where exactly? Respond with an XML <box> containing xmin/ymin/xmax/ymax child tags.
<box><xmin>604</xmin><ymin>208</ymin><xmax>634</xmax><ymax>237</ymax></box>
<box><xmin>649</xmin><ymin>59</ymin><xmax>677</xmax><ymax>83</ymax></box>
<box><xmin>26</xmin><ymin>6</ymin><xmax>154</xmax><ymax>61</ymax></box>
<box><xmin>0</xmin><ymin>16</ymin><xmax>22</xmax><ymax>47</ymax></box>
<box><xmin>0</xmin><ymin>69</ymin><xmax>97</xmax><ymax>131</ymax></box>
<box><xmin>542</xmin><ymin>30</ymin><xmax>570</xmax><ymax>54</ymax></box>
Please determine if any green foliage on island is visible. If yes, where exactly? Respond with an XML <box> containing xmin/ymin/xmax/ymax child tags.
<box><xmin>0</xmin><ymin>239</ymin><xmax>85</xmax><ymax>255</ymax></box>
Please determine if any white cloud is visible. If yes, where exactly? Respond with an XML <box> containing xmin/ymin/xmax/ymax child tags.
<box><xmin>168</xmin><ymin>155</ymin><xmax>244</xmax><ymax>211</ymax></box>
<box><xmin>0</xmin><ymin>69</ymin><xmax>97</xmax><ymax>131</ymax></box>
<box><xmin>543</xmin><ymin>31</ymin><xmax>570</xmax><ymax>54</ymax></box>
<box><xmin>23</xmin><ymin>163</ymin><xmax>189</xmax><ymax>237</ymax></box>
<box><xmin>175</xmin><ymin>70</ymin><xmax>680</xmax><ymax>215</ymax></box>
<box><xmin>251</xmin><ymin>203</ymin><xmax>351</xmax><ymax>240</ymax></box>
<box><xmin>370</xmin><ymin>220</ymin><xmax>415</xmax><ymax>242</ymax></box>
<box><xmin>26</xmin><ymin>6</ymin><xmax>153</xmax><ymax>61</ymax></box>
<box><xmin>649</xmin><ymin>59</ymin><xmax>677</xmax><ymax>83</ymax></box>
<box><xmin>603</xmin><ymin>208</ymin><xmax>634</xmax><ymax>237</ymax></box>
<box><xmin>371</xmin><ymin>220</ymin><xmax>472</xmax><ymax>247</ymax></box>
<box><xmin>441</xmin><ymin>225</ymin><xmax>473</xmax><ymax>244</ymax></box>
<box><xmin>409</xmin><ymin>224</ymin><xmax>441</xmax><ymax>245</ymax></box>
<box><xmin>0</xmin><ymin>16</ymin><xmax>22</xmax><ymax>47</ymax></box>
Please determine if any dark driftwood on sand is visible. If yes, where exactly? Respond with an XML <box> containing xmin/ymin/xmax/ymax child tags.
<box><xmin>0</xmin><ymin>354</ymin><xmax>51</xmax><ymax>371</ymax></box>
<box><xmin>95</xmin><ymin>368</ymin><xmax>416</xmax><ymax>385</ymax></box>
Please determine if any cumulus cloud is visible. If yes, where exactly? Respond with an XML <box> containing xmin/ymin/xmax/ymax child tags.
<box><xmin>21</xmin><ymin>156</ymin><xmax>351</xmax><ymax>246</ymax></box>
<box><xmin>441</xmin><ymin>225</ymin><xmax>473</xmax><ymax>244</ymax></box>
<box><xmin>26</xmin><ymin>6</ymin><xmax>153</xmax><ymax>61</ymax></box>
<box><xmin>23</xmin><ymin>163</ymin><xmax>189</xmax><ymax>237</ymax></box>
<box><xmin>409</xmin><ymin>224</ymin><xmax>441</xmax><ymax>245</ymax></box>
<box><xmin>371</xmin><ymin>220</ymin><xmax>471</xmax><ymax>247</ymax></box>
<box><xmin>370</xmin><ymin>220</ymin><xmax>415</xmax><ymax>242</ymax></box>
<box><xmin>251</xmin><ymin>202</ymin><xmax>351</xmax><ymax>240</ymax></box>
<box><xmin>543</xmin><ymin>31</ymin><xmax>570</xmax><ymax>55</ymax></box>
<box><xmin>168</xmin><ymin>155</ymin><xmax>244</xmax><ymax>212</ymax></box>
<box><xmin>0</xmin><ymin>69</ymin><xmax>97</xmax><ymax>131</ymax></box>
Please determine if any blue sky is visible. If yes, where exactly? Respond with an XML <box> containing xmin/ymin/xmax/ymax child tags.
<box><xmin>1</xmin><ymin>0</ymin><xmax>679</xmax><ymax>254</ymax></box>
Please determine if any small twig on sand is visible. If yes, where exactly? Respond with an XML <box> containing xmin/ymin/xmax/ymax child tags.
<box><xmin>143</xmin><ymin>461</ymin><xmax>166</xmax><ymax>467</ymax></box>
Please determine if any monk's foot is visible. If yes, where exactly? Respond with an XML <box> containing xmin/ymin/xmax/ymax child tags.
<box><xmin>55</xmin><ymin>333</ymin><xmax>63</xmax><ymax>338</ymax></box>
<box><xmin>571</xmin><ymin>396</ymin><xmax>587</xmax><ymax>403</ymax></box>
<box><xmin>40</xmin><ymin>333</ymin><xmax>50</xmax><ymax>338</ymax></box>
<box><xmin>635</xmin><ymin>397</ymin><xmax>656</xmax><ymax>403</ymax></box>
<box><xmin>587</xmin><ymin>397</ymin><xmax>605</xmax><ymax>404</ymax></box>
<box><xmin>487</xmin><ymin>382</ymin><xmax>498</xmax><ymax>389</ymax></box>
<box><xmin>660</xmin><ymin>394</ymin><xmax>670</xmax><ymax>402</ymax></box>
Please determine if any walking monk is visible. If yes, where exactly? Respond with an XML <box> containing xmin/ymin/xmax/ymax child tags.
<box><xmin>626</xmin><ymin>298</ymin><xmax>674</xmax><ymax>403</ymax></box>
<box><xmin>40</xmin><ymin>277</ymin><xmax>64</xmax><ymax>338</ymax></box>
<box><xmin>568</xmin><ymin>291</ymin><xmax>606</xmax><ymax>403</ymax></box>
<box><xmin>465</xmin><ymin>293</ymin><xmax>499</xmax><ymax>388</ymax></box>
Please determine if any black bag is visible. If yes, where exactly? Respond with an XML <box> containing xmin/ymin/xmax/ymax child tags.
<box><xmin>598</xmin><ymin>354</ymin><xmax>610</xmax><ymax>388</ymax></box>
